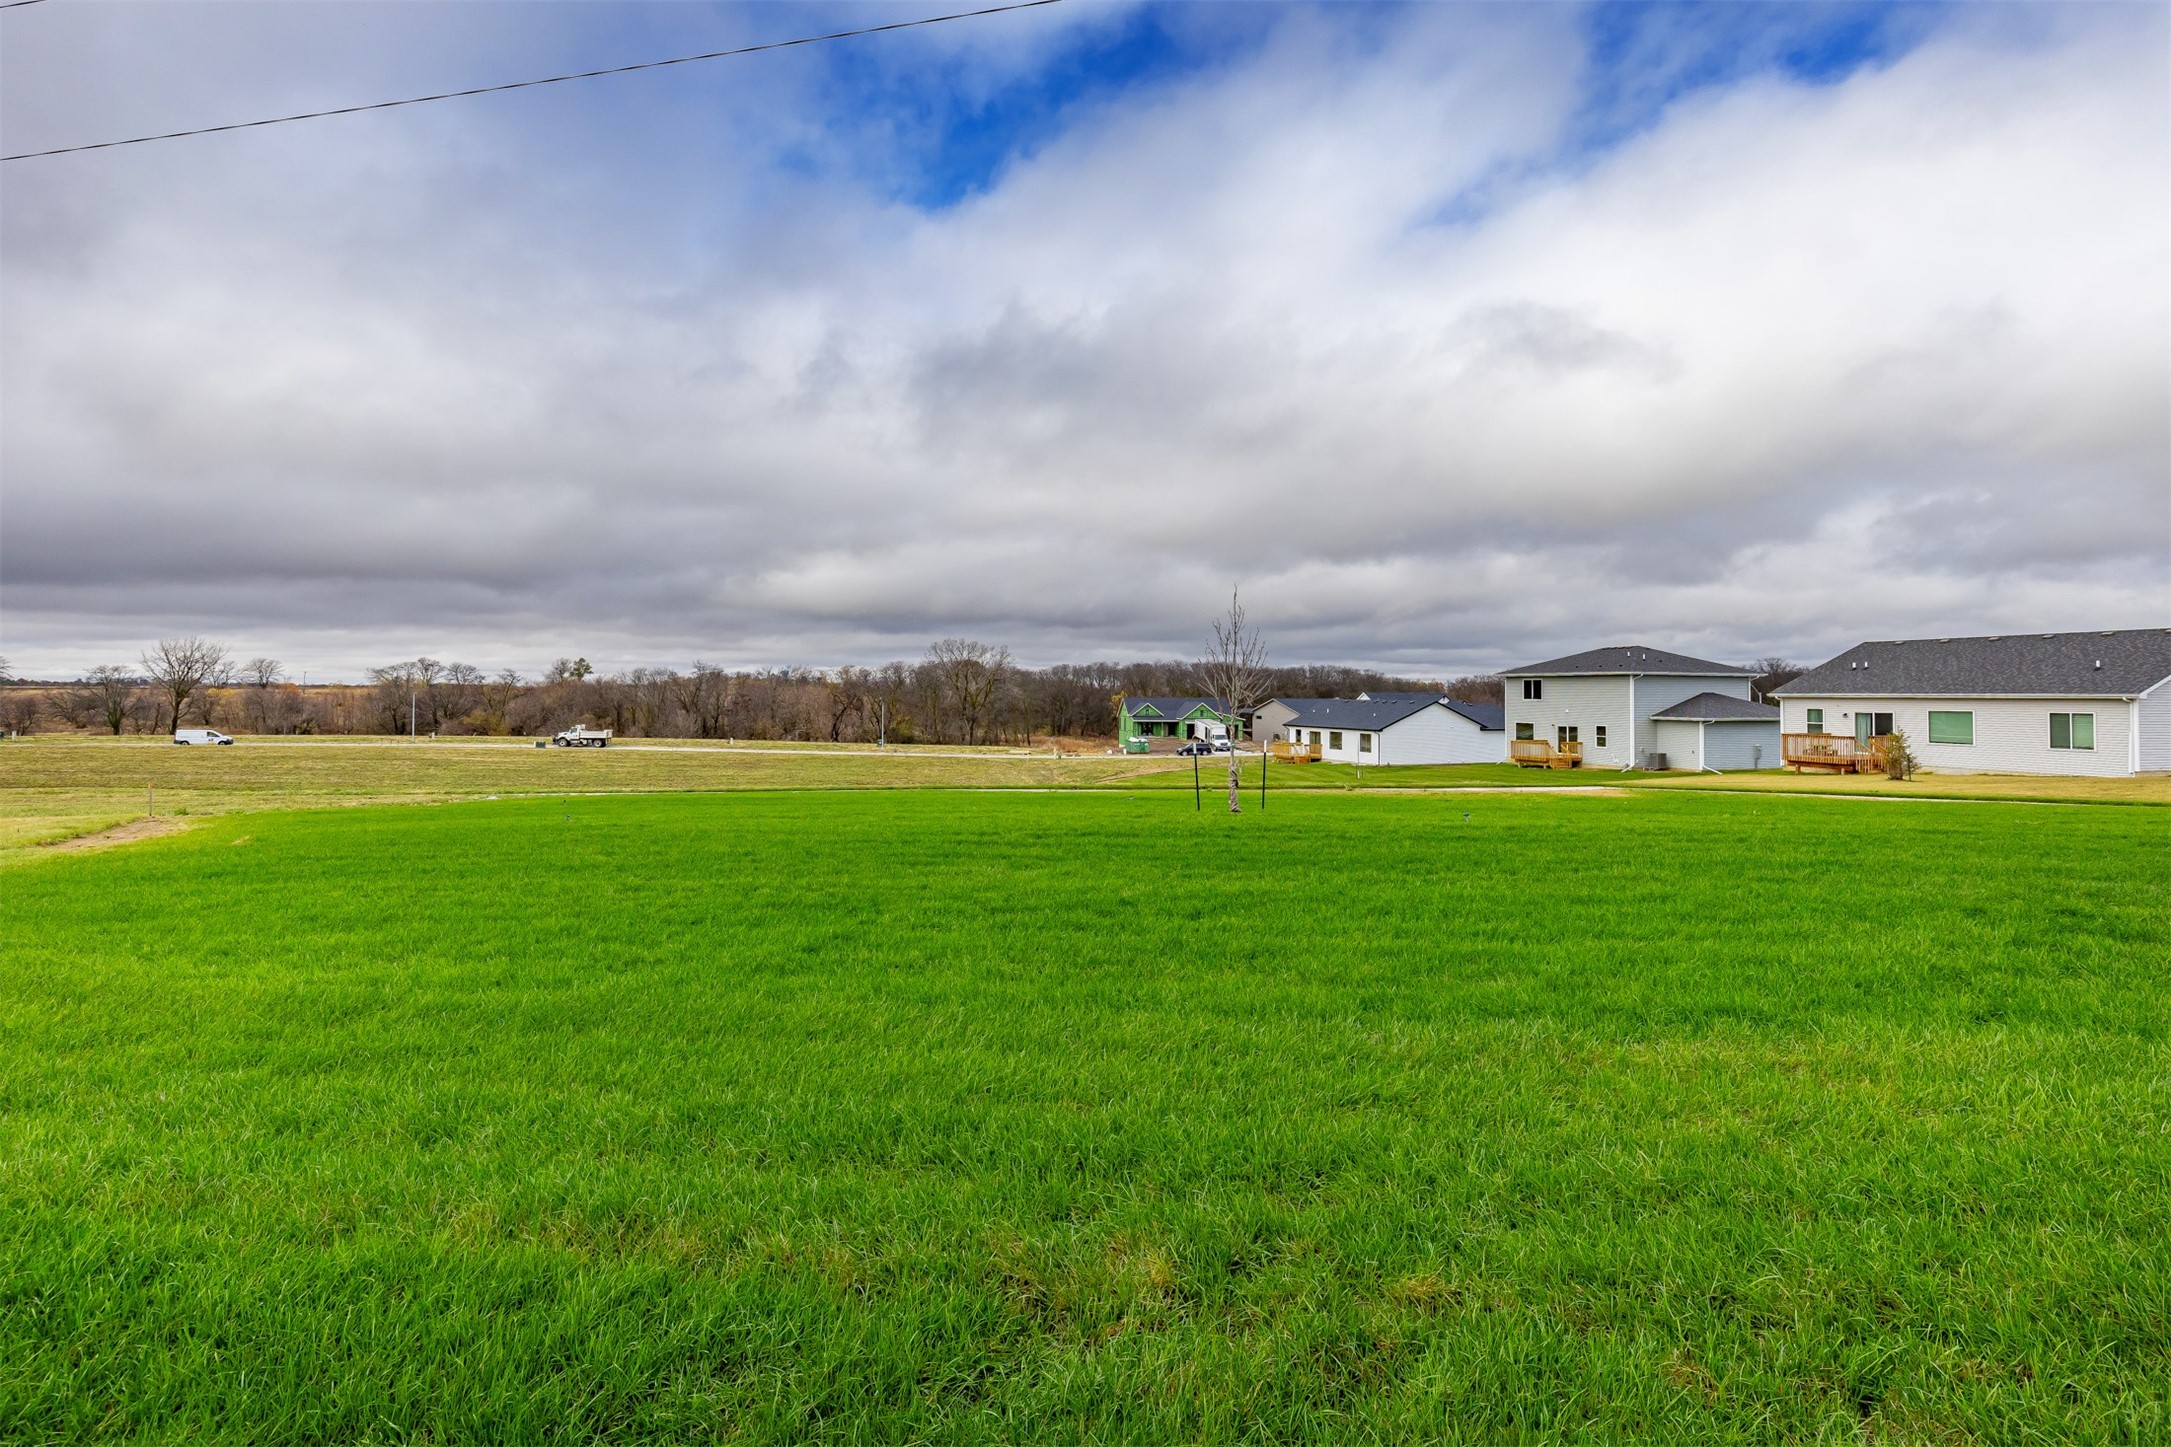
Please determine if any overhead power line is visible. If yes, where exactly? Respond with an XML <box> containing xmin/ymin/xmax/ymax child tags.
<box><xmin>2</xmin><ymin>0</ymin><xmax>1062</xmax><ymax>162</ymax></box>
<box><xmin>0</xmin><ymin>1</ymin><xmax>57</xmax><ymax>10</ymax></box>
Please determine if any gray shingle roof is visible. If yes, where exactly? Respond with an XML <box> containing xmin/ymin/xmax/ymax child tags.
<box><xmin>1121</xmin><ymin>696</ymin><xmax>1227</xmax><ymax>719</ymax></box>
<box><xmin>1502</xmin><ymin>645</ymin><xmax>1752</xmax><ymax>678</ymax></box>
<box><xmin>1772</xmin><ymin>630</ymin><xmax>2171</xmax><ymax>699</ymax></box>
<box><xmin>1276</xmin><ymin>697</ymin><xmax>1503</xmax><ymax>732</ymax></box>
<box><xmin>1647</xmin><ymin>692</ymin><xmax>1781</xmax><ymax>723</ymax></box>
<box><xmin>1440</xmin><ymin>699</ymin><xmax>1504</xmax><ymax>731</ymax></box>
<box><xmin>1350</xmin><ymin>691</ymin><xmax>1504</xmax><ymax>730</ymax></box>
<box><xmin>1280</xmin><ymin>697</ymin><xmax>1439</xmax><ymax>730</ymax></box>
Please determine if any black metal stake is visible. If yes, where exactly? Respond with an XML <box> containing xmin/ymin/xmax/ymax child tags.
<box><xmin>1260</xmin><ymin>736</ymin><xmax>1266</xmax><ymax>809</ymax></box>
<box><xmin>1193</xmin><ymin>751</ymin><xmax>1200</xmax><ymax>811</ymax></box>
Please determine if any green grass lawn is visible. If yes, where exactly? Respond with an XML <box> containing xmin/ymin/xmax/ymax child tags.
<box><xmin>4</xmin><ymin>789</ymin><xmax>2166</xmax><ymax>1442</ymax></box>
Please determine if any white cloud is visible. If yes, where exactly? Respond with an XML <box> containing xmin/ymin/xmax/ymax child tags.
<box><xmin>2</xmin><ymin>2</ymin><xmax>2163</xmax><ymax>679</ymax></box>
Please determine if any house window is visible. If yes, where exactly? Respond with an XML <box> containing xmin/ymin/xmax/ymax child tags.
<box><xmin>1927</xmin><ymin>710</ymin><xmax>1974</xmax><ymax>745</ymax></box>
<box><xmin>1359</xmin><ymin>733</ymin><xmax>1372</xmax><ymax>754</ymax></box>
<box><xmin>1329</xmin><ymin>731</ymin><xmax>1343</xmax><ymax>751</ymax></box>
<box><xmin>1309</xmin><ymin>730</ymin><xmax>1321</xmax><ymax>747</ymax></box>
<box><xmin>1556</xmin><ymin>725</ymin><xmax>1578</xmax><ymax>747</ymax></box>
<box><xmin>2050</xmin><ymin>712</ymin><xmax>2094</xmax><ymax>750</ymax></box>
<box><xmin>1522</xmin><ymin>679</ymin><xmax>1543</xmax><ymax>700</ymax></box>
<box><xmin>1595</xmin><ymin>726</ymin><xmax>1608</xmax><ymax>748</ymax></box>
<box><xmin>1515</xmin><ymin>723</ymin><xmax>1534</xmax><ymax>741</ymax></box>
<box><xmin>1806</xmin><ymin>708</ymin><xmax>1824</xmax><ymax>734</ymax></box>
<box><xmin>1854</xmin><ymin>711</ymin><xmax>1894</xmax><ymax>744</ymax></box>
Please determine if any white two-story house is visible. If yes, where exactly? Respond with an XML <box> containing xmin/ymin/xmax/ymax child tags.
<box><xmin>1772</xmin><ymin>629</ymin><xmax>2171</xmax><ymax>778</ymax></box>
<box><xmin>1501</xmin><ymin>645</ymin><xmax>1777</xmax><ymax>771</ymax></box>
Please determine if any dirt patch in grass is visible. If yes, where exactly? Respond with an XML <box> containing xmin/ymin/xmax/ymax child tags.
<box><xmin>37</xmin><ymin>815</ymin><xmax>192</xmax><ymax>854</ymax></box>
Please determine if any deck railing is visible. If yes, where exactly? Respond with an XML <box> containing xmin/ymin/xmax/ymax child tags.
<box><xmin>1782</xmin><ymin>732</ymin><xmax>1885</xmax><ymax>773</ymax></box>
<box><xmin>1510</xmin><ymin>738</ymin><xmax>1584</xmax><ymax>769</ymax></box>
<box><xmin>1269</xmin><ymin>739</ymin><xmax>1322</xmax><ymax>763</ymax></box>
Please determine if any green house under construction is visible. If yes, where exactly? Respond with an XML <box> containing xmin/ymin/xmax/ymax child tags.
<box><xmin>1116</xmin><ymin>696</ymin><xmax>1237</xmax><ymax>752</ymax></box>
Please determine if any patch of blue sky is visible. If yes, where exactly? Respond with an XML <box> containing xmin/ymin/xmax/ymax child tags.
<box><xmin>1575</xmin><ymin>1</ymin><xmax>1950</xmax><ymax>147</ymax></box>
<box><xmin>1422</xmin><ymin>1</ymin><xmax>1951</xmax><ymax>233</ymax></box>
<box><xmin>812</xmin><ymin>3</ymin><xmax>1270</xmax><ymax>209</ymax></box>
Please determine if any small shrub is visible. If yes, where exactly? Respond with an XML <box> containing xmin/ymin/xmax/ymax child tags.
<box><xmin>1881</xmin><ymin>727</ymin><xmax>1919</xmax><ymax>781</ymax></box>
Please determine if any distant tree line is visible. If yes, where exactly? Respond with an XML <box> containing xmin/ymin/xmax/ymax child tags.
<box><xmin>3</xmin><ymin>636</ymin><xmax>1501</xmax><ymax>743</ymax></box>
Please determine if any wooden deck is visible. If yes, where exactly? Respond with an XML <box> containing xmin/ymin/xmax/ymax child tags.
<box><xmin>1269</xmin><ymin>740</ymin><xmax>1323</xmax><ymax>763</ymax></box>
<box><xmin>1510</xmin><ymin>739</ymin><xmax>1583</xmax><ymax>770</ymax></box>
<box><xmin>1783</xmin><ymin>732</ymin><xmax>1885</xmax><ymax>774</ymax></box>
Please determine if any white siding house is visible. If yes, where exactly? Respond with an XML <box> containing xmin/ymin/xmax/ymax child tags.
<box><xmin>1501</xmin><ymin>646</ymin><xmax>1764</xmax><ymax>770</ymax></box>
<box><xmin>2142</xmin><ymin>678</ymin><xmax>2171</xmax><ymax>774</ymax></box>
<box><xmin>1773</xmin><ymin>630</ymin><xmax>2171</xmax><ymax>778</ymax></box>
<box><xmin>1648</xmin><ymin>693</ymin><xmax>1783</xmax><ymax>772</ymax></box>
<box><xmin>1280</xmin><ymin>696</ymin><xmax>1505</xmax><ymax>764</ymax></box>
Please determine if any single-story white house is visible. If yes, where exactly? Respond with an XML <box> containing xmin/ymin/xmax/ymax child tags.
<box><xmin>1501</xmin><ymin>645</ymin><xmax>1765</xmax><ymax>770</ymax></box>
<box><xmin>1278</xmin><ymin>695</ymin><xmax>1506</xmax><ymax>764</ymax></box>
<box><xmin>1772</xmin><ymin>629</ymin><xmax>2171</xmax><ymax>777</ymax></box>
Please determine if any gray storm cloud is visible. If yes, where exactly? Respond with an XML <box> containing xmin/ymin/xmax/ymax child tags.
<box><xmin>2</xmin><ymin>1</ymin><xmax>2164</xmax><ymax>680</ymax></box>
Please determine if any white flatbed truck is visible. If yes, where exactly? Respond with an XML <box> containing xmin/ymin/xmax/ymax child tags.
<box><xmin>552</xmin><ymin>725</ymin><xmax>612</xmax><ymax>748</ymax></box>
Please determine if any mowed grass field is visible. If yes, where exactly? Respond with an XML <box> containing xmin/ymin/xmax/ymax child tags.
<box><xmin>0</xmin><ymin>737</ymin><xmax>1191</xmax><ymax>859</ymax></box>
<box><xmin>4</xmin><ymin>787</ymin><xmax>2167</xmax><ymax>1442</ymax></box>
<box><xmin>9</xmin><ymin>735</ymin><xmax>2159</xmax><ymax>865</ymax></box>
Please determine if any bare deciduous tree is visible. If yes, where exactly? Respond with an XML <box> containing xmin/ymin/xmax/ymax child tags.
<box><xmin>0</xmin><ymin>691</ymin><xmax>43</xmax><ymax>735</ymax></box>
<box><xmin>1750</xmin><ymin>656</ymin><xmax>1802</xmax><ymax>704</ymax></box>
<box><xmin>437</xmin><ymin>662</ymin><xmax>485</xmax><ymax>729</ymax></box>
<box><xmin>1197</xmin><ymin>589</ymin><xmax>1270</xmax><ymax>813</ymax></box>
<box><xmin>472</xmin><ymin>669</ymin><xmax>523</xmax><ymax>735</ymax></box>
<box><xmin>926</xmin><ymin>639</ymin><xmax>1011</xmax><ymax>746</ymax></box>
<box><xmin>678</xmin><ymin>663</ymin><xmax>735</xmax><ymax>739</ymax></box>
<box><xmin>142</xmin><ymin>637</ymin><xmax>230</xmax><ymax>734</ymax></box>
<box><xmin>872</xmin><ymin>662</ymin><xmax>912</xmax><ymax>744</ymax></box>
<box><xmin>243</xmin><ymin>657</ymin><xmax>285</xmax><ymax>688</ymax></box>
<box><xmin>826</xmin><ymin>667</ymin><xmax>871</xmax><ymax>742</ymax></box>
<box><xmin>1444</xmin><ymin>673</ymin><xmax>1504</xmax><ymax>707</ymax></box>
<box><xmin>367</xmin><ymin>662</ymin><xmax>419</xmax><ymax>734</ymax></box>
<box><xmin>72</xmin><ymin>664</ymin><xmax>145</xmax><ymax>735</ymax></box>
<box><xmin>546</xmin><ymin>657</ymin><xmax>594</xmax><ymax>684</ymax></box>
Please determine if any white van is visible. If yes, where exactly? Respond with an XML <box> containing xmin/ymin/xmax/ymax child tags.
<box><xmin>173</xmin><ymin>729</ymin><xmax>234</xmax><ymax>745</ymax></box>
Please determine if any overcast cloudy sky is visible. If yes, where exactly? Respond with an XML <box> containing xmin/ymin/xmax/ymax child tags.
<box><xmin>3</xmin><ymin>0</ymin><xmax>2165</xmax><ymax>681</ymax></box>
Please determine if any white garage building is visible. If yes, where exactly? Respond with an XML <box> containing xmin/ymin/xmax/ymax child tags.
<box><xmin>1647</xmin><ymin>692</ymin><xmax>1783</xmax><ymax>773</ymax></box>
